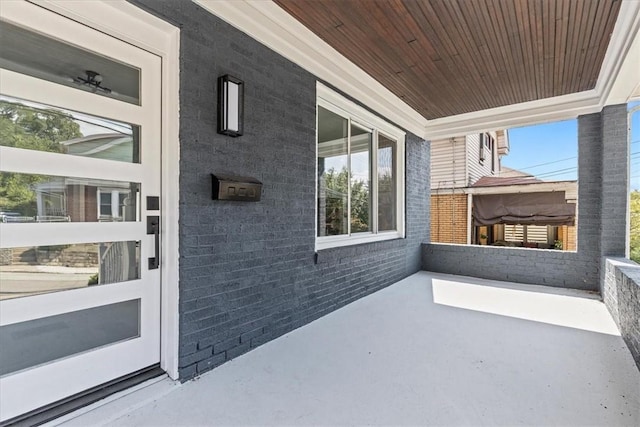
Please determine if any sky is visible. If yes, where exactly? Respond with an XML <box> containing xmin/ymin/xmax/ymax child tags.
<box><xmin>502</xmin><ymin>100</ymin><xmax>640</xmax><ymax>188</ymax></box>
<box><xmin>501</xmin><ymin>118</ymin><xmax>578</xmax><ymax>181</ymax></box>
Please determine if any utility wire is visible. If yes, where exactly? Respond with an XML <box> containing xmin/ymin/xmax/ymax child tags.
<box><xmin>535</xmin><ymin>170</ymin><xmax>578</xmax><ymax>179</ymax></box>
<box><xmin>534</xmin><ymin>166</ymin><xmax>577</xmax><ymax>176</ymax></box>
<box><xmin>515</xmin><ymin>155</ymin><xmax>576</xmax><ymax>171</ymax></box>
<box><xmin>502</xmin><ymin>139</ymin><xmax>640</xmax><ymax>180</ymax></box>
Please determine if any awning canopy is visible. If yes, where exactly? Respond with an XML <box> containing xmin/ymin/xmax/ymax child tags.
<box><xmin>473</xmin><ymin>192</ymin><xmax>576</xmax><ymax>227</ymax></box>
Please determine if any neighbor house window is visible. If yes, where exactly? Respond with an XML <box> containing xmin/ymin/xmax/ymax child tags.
<box><xmin>316</xmin><ymin>84</ymin><xmax>405</xmax><ymax>250</ymax></box>
<box><xmin>489</xmin><ymin>135</ymin><xmax>496</xmax><ymax>173</ymax></box>
<box><xmin>98</xmin><ymin>189</ymin><xmax>128</xmax><ymax>220</ymax></box>
<box><xmin>479</xmin><ymin>133</ymin><xmax>486</xmax><ymax>164</ymax></box>
<box><xmin>479</xmin><ymin>132</ymin><xmax>496</xmax><ymax>171</ymax></box>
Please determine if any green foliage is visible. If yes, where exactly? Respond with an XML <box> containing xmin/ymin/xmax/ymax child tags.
<box><xmin>0</xmin><ymin>100</ymin><xmax>82</xmax><ymax>215</ymax></box>
<box><xmin>87</xmin><ymin>273</ymin><xmax>99</xmax><ymax>286</ymax></box>
<box><xmin>630</xmin><ymin>191</ymin><xmax>640</xmax><ymax>263</ymax></box>
<box><xmin>322</xmin><ymin>167</ymin><xmax>370</xmax><ymax>235</ymax></box>
<box><xmin>350</xmin><ymin>178</ymin><xmax>370</xmax><ymax>233</ymax></box>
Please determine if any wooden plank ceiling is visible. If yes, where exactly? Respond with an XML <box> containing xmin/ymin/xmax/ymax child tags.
<box><xmin>274</xmin><ymin>0</ymin><xmax>621</xmax><ymax>120</ymax></box>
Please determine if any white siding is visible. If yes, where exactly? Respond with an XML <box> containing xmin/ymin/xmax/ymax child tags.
<box><xmin>466</xmin><ymin>132</ymin><xmax>498</xmax><ymax>185</ymax></box>
<box><xmin>496</xmin><ymin>129</ymin><xmax>509</xmax><ymax>156</ymax></box>
<box><xmin>430</xmin><ymin>137</ymin><xmax>467</xmax><ymax>190</ymax></box>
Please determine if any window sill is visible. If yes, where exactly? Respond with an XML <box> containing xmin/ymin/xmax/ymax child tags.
<box><xmin>316</xmin><ymin>231</ymin><xmax>404</xmax><ymax>251</ymax></box>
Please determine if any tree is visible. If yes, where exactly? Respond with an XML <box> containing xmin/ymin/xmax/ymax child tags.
<box><xmin>321</xmin><ymin>166</ymin><xmax>370</xmax><ymax>235</ymax></box>
<box><xmin>377</xmin><ymin>171</ymin><xmax>395</xmax><ymax>231</ymax></box>
<box><xmin>0</xmin><ymin>100</ymin><xmax>82</xmax><ymax>215</ymax></box>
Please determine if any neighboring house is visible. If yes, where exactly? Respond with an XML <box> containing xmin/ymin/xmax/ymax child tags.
<box><xmin>469</xmin><ymin>176</ymin><xmax>577</xmax><ymax>251</ymax></box>
<box><xmin>31</xmin><ymin>133</ymin><xmax>136</xmax><ymax>222</ymax></box>
<box><xmin>430</xmin><ymin>130</ymin><xmax>507</xmax><ymax>244</ymax></box>
<box><xmin>34</xmin><ymin>177</ymin><xmax>135</xmax><ymax>222</ymax></box>
<box><xmin>63</xmin><ymin>133</ymin><xmax>136</xmax><ymax>163</ymax></box>
<box><xmin>431</xmin><ymin>131</ymin><xmax>577</xmax><ymax>250</ymax></box>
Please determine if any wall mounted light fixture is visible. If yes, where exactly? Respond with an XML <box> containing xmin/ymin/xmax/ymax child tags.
<box><xmin>217</xmin><ymin>74</ymin><xmax>244</xmax><ymax>137</ymax></box>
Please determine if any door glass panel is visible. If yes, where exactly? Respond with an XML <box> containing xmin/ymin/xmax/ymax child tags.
<box><xmin>0</xmin><ymin>172</ymin><xmax>140</xmax><ymax>223</ymax></box>
<box><xmin>0</xmin><ymin>95</ymin><xmax>140</xmax><ymax>163</ymax></box>
<box><xmin>317</xmin><ymin>106</ymin><xmax>349</xmax><ymax>236</ymax></box>
<box><xmin>0</xmin><ymin>299</ymin><xmax>140</xmax><ymax>376</ymax></box>
<box><xmin>0</xmin><ymin>21</ymin><xmax>140</xmax><ymax>105</ymax></box>
<box><xmin>0</xmin><ymin>241</ymin><xmax>140</xmax><ymax>300</ymax></box>
<box><xmin>378</xmin><ymin>134</ymin><xmax>397</xmax><ymax>231</ymax></box>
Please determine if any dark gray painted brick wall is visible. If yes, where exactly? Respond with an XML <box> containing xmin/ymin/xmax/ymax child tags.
<box><xmin>130</xmin><ymin>0</ymin><xmax>429</xmax><ymax>380</ymax></box>
<box><xmin>604</xmin><ymin>258</ymin><xmax>640</xmax><ymax>371</ymax></box>
<box><xmin>423</xmin><ymin>105</ymin><xmax>628</xmax><ymax>291</ymax></box>
<box><xmin>601</xmin><ymin>104</ymin><xmax>629</xmax><ymax>259</ymax></box>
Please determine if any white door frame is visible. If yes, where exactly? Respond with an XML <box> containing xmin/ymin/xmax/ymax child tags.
<box><xmin>27</xmin><ymin>0</ymin><xmax>181</xmax><ymax>380</ymax></box>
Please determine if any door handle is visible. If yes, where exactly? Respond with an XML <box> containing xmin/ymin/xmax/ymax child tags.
<box><xmin>147</xmin><ymin>215</ymin><xmax>159</xmax><ymax>269</ymax></box>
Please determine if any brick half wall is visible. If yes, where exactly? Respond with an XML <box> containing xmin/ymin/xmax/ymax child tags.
<box><xmin>604</xmin><ymin>258</ymin><xmax>640</xmax><ymax>371</ymax></box>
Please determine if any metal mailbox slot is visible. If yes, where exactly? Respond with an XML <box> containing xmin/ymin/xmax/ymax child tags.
<box><xmin>211</xmin><ymin>173</ymin><xmax>262</xmax><ymax>202</ymax></box>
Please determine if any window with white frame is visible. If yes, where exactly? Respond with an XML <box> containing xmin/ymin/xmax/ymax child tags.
<box><xmin>479</xmin><ymin>132</ymin><xmax>496</xmax><ymax>171</ymax></box>
<box><xmin>97</xmin><ymin>188</ymin><xmax>128</xmax><ymax>220</ymax></box>
<box><xmin>316</xmin><ymin>84</ymin><xmax>405</xmax><ymax>250</ymax></box>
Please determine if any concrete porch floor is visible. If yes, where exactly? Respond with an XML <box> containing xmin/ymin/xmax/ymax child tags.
<box><xmin>52</xmin><ymin>271</ymin><xmax>640</xmax><ymax>426</ymax></box>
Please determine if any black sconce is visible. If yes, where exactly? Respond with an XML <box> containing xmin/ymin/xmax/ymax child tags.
<box><xmin>217</xmin><ymin>74</ymin><xmax>244</xmax><ymax>137</ymax></box>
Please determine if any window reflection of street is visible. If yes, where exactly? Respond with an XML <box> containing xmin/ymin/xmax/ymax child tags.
<box><xmin>0</xmin><ymin>265</ymin><xmax>98</xmax><ymax>300</ymax></box>
<box><xmin>0</xmin><ymin>172</ymin><xmax>140</xmax><ymax>224</ymax></box>
<box><xmin>0</xmin><ymin>241</ymin><xmax>139</xmax><ymax>300</ymax></box>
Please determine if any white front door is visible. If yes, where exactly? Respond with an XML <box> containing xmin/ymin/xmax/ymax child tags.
<box><xmin>0</xmin><ymin>2</ymin><xmax>162</xmax><ymax>421</ymax></box>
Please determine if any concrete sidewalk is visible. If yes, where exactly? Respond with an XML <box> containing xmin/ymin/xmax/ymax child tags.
<box><xmin>52</xmin><ymin>271</ymin><xmax>640</xmax><ymax>426</ymax></box>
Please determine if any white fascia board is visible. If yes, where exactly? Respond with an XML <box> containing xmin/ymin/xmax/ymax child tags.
<box><xmin>604</xmin><ymin>0</ymin><xmax>640</xmax><ymax>105</ymax></box>
<box><xmin>423</xmin><ymin>90</ymin><xmax>602</xmax><ymax>140</ymax></box>
<box><xmin>631</xmin><ymin>82</ymin><xmax>640</xmax><ymax>101</ymax></box>
<box><xmin>193</xmin><ymin>0</ymin><xmax>427</xmax><ymax>138</ymax></box>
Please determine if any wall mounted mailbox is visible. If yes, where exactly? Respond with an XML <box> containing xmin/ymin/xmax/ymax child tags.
<box><xmin>211</xmin><ymin>173</ymin><xmax>262</xmax><ymax>202</ymax></box>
